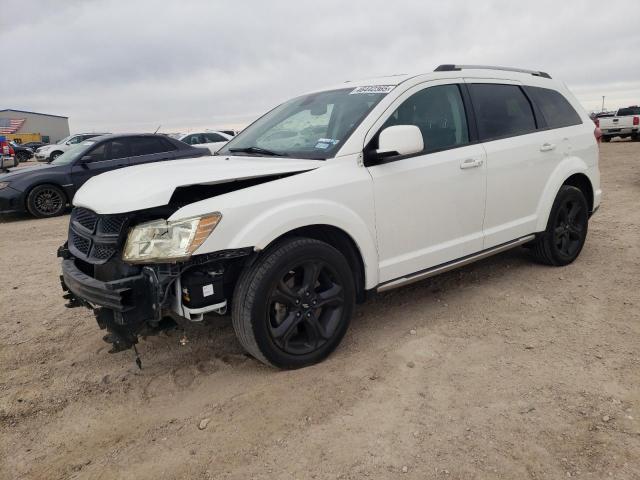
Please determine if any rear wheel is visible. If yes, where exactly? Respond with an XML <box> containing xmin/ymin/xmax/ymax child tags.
<box><xmin>530</xmin><ymin>185</ymin><xmax>588</xmax><ymax>266</ymax></box>
<box><xmin>232</xmin><ymin>237</ymin><xmax>355</xmax><ymax>369</ymax></box>
<box><xmin>601</xmin><ymin>136</ymin><xmax>611</xmax><ymax>143</ymax></box>
<box><xmin>26</xmin><ymin>184</ymin><xmax>67</xmax><ymax>218</ymax></box>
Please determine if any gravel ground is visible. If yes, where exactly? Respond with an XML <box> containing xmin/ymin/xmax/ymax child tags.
<box><xmin>1</xmin><ymin>141</ymin><xmax>639</xmax><ymax>479</ymax></box>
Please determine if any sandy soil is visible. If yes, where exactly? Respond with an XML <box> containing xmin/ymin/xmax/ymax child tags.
<box><xmin>1</xmin><ymin>142</ymin><xmax>639</xmax><ymax>480</ymax></box>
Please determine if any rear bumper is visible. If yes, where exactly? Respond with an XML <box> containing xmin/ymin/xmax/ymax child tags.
<box><xmin>601</xmin><ymin>127</ymin><xmax>638</xmax><ymax>136</ymax></box>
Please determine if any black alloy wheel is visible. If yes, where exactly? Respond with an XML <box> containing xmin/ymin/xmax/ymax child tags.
<box><xmin>27</xmin><ymin>184</ymin><xmax>66</xmax><ymax>218</ymax></box>
<box><xmin>553</xmin><ymin>197</ymin><xmax>587</xmax><ymax>260</ymax></box>
<box><xmin>267</xmin><ymin>260</ymin><xmax>345</xmax><ymax>355</ymax></box>
<box><xmin>530</xmin><ymin>185</ymin><xmax>589</xmax><ymax>266</ymax></box>
<box><xmin>232</xmin><ymin>237</ymin><xmax>355</xmax><ymax>369</ymax></box>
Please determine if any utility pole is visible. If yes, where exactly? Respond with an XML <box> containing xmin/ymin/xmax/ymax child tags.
<box><xmin>602</xmin><ymin>96</ymin><xmax>605</xmax><ymax>112</ymax></box>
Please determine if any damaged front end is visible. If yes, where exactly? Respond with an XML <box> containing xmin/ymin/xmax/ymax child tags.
<box><xmin>58</xmin><ymin>206</ymin><xmax>252</xmax><ymax>354</ymax></box>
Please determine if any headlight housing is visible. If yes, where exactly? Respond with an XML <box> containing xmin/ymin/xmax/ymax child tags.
<box><xmin>0</xmin><ymin>182</ymin><xmax>9</xmax><ymax>190</ymax></box>
<box><xmin>123</xmin><ymin>213</ymin><xmax>222</xmax><ymax>263</ymax></box>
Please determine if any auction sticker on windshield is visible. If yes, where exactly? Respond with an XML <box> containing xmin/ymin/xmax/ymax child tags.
<box><xmin>350</xmin><ymin>85</ymin><xmax>395</xmax><ymax>95</ymax></box>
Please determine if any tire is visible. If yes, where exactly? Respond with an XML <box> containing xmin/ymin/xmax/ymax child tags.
<box><xmin>632</xmin><ymin>134</ymin><xmax>640</xmax><ymax>142</ymax></box>
<box><xmin>16</xmin><ymin>152</ymin><xmax>30</xmax><ymax>163</ymax></box>
<box><xmin>601</xmin><ymin>136</ymin><xmax>611</xmax><ymax>143</ymax></box>
<box><xmin>50</xmin><ymin>151</ymin><xmax>63</xmax><ymax>161</ymax></box>
<box><xmin>530</xmin><ymin>185</ymin><xmax>589</xmax><ymax>266</ymax></box>
<box><xmin>232</xmin><ymin>237</ymin><xmax>356</xmax><ymax>369</ymax></box>
<box><xmin>26</xmin><ymin>184</ymin><xmax>67</xmax><ymax>218</ymax></box>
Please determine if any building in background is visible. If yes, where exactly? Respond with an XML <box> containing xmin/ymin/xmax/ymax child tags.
<box><xmin>0</xmin><ymin>109</ymin><xmax>70</xmax><ymax>144</ymax></box>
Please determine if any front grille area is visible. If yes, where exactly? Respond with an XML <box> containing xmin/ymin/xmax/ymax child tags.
<box><xmin>68</xmin><ymin>207</ymin><xmax>131</xmax><ymax>264</ymax></box>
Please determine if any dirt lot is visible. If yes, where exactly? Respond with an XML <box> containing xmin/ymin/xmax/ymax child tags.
<box><xmin>1</xmin><ymin>142</ymin><xmax>639</xmax><ymax>480</ymax></box>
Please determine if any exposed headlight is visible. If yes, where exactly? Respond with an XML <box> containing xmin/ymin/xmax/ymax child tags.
<box><xmin>0</xmin><ymin>182</ymin><xmax>9</xmax><ymax>190</ymax></box>
<box><xmin>123</xmin><ymin>213</ymin><xmax>222</xmax><ymax>263</ymax></box>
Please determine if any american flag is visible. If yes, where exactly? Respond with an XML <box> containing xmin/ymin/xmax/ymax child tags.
<box><xmin>0</xmin><ymin>118</ymin><xmax>26</xmax><ymax>134</ymax></box>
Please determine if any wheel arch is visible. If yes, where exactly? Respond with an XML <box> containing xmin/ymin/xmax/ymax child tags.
<box><xmin>535</xmin><ymin>157</ymin><xmax>595</xmax><ymax>232</ymax></box>
<box><xmin>264</xmin><ymin>224</ymin><xmax>369</xmax><ymax>303</ymax></box>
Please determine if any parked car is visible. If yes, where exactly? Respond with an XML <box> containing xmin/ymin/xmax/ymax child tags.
<box><xmin>22</xmin><ymin>141</ymin><xmax>48</xmax><ymax>151</ymax></box>
<box><xmin>35</xmin><ymin>133</ymin><xmax>110</xmax><ymax>162</ymax></box>
<box><xmin>0</xmin><ymin>134</ymin><xmax>210</xmax><ymax>217</ymax></box>
<box><xmin>10</xmin><ymin>141</ymin><xmax>34</xmax><ymax>163</ymax></box>
<box><xmin>177</xmin><ymin>131</ymin><xmax>232</xmax><ymax>154</ymax></box>
<box><xmin>58</xmin><ymin>65</ymin><xmax>601</xmax><ymax>368</ymax></box>
<box><xmin>598</xmin><ymin>106</ymin><xmax>640</xmax><ymax>142</ymax></box>
<box><xmin>0</xmin><ymin>136</ymin><xmax>17</xmax><ymax>170</ymax></box>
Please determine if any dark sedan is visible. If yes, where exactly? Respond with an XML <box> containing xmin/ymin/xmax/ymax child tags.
<box><xmin>0</xmin><ymin>134</ymin><xmax>210</xmax><ymax>218</ymax></box>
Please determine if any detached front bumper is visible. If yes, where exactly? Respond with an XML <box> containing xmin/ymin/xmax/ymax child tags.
<box><xmin>60</xmin><ymin>258</ymin><xmax>156</xmax><ymax>314</ymax></box>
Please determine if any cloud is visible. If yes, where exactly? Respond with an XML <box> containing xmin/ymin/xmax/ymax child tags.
<box><xmin>1</xmin><ymin>0</ymin><xmax>638</xmax><ymax>132</ymax></box>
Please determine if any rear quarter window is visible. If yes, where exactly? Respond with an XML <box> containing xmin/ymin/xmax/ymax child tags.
<box><xmin>526</xmin><ymin>87</ymin><xmax>582</xmax><ymax>129</ymax></box>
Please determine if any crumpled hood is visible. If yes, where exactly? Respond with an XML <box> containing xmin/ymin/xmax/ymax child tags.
<box><xmin>73</xmin><ymin>155</ymin><xmax>324</xmax><ymax>214</ymax></box>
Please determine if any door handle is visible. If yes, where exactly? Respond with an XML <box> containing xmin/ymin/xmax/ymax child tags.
<box><xmin>540</xmin><ymin>143</ymin><xmax>556</xmax><ymax>152</ymax></box>
<box><xmin>460</xmin><ymin>158</ymin><xmax>483</xmax><ymax>169</ymax></box>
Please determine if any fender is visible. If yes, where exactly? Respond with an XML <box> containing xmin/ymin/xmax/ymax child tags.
<box><xmin>534</xmin><ymin>155</ymin><xmax>594</xmax><ymax>232</ymax></box>
<box><xmin>228</xmin><ymin>199</ymin><xmax>380</xmax><ymax>289</ymax></box>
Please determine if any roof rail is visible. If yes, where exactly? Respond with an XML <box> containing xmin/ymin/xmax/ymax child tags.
<box><xmin>434</xmin><ymin>64</ymin><xmax>552</xmax><ymax>79</ymax></box>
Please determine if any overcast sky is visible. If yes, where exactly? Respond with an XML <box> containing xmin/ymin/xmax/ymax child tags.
<box><xmin>2</xmin><ymin>0</ymin><xmax>638</xmax><ymax>133</ymax></box>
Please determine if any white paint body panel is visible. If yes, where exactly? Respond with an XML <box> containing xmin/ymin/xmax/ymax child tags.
<box><xmin>73</xmin><ymin>68</ymin><xmax>600</xmax><ymax>290</ymax></box>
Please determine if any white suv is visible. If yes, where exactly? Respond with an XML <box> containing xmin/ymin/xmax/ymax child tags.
<box><xmin>59</xmin><ymin>65</ymin><xmax>601</xmax><ymax>369</ymax></box>
<box><xmin>35</xmin><ymin>133</ymin><xmax>110</xmax><ymax>162</ymax></box>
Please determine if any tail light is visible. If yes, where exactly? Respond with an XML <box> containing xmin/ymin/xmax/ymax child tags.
<box><xmin>8</xmin><ymin>145</ymin><xmax>14</xmax><ymax>155</ymax></box>
<box><xmin>594</xmin><ymin>118</ymin><xmax>600</xmax><ymax>128</ymax></box>
<box><xmin>0</xmin><ymin>141</ymin><xmax>9</xmax><ymax>155</ymax></box>
<box><xmin>634</xmin><ymin>116</ymin><xmax>639</xmax><ymax>126</ymax></box>
<box><xmin>594</xmin><ymin>126</ymin><xmax>602</xmax><ymax>144</ymax></box>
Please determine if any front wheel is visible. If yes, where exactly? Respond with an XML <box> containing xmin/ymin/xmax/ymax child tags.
<box><xmin>26</xmin><ymin>184</ymin><xmax>67</xmax><ymax>218</ymax></box>
<box><xmin>530</xmin><ymin>185</ymin><xmax>589</xmax><ymax>266</ymax></box>
<box><xmin>50</xmin><ymin>151</ymin><xmax>63</xmax><ymax>161</ymax></box>
<box><xmin>232</xmin><ymin>237</ymin><xmax>355</xmax><ymax>369</ymax></box>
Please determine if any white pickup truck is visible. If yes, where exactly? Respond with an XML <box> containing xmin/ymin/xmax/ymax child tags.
<box><xmin>598</xmin><ymin>106</ymin><xmax>640</xmax><ymax>142</ymax></box>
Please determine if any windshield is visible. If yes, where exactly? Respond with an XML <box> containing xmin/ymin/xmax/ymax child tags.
<box><xmin>56</xmin><ymin>135</ymin><xmax>73</xmax><ymax>145</ymax></box>
<box><xmin>50</xmin><ymin>141</ymin><xmax>96</xmax><ymax>165</ymax></box>
<box><xmin>217</xmin><ymin>86</ymin><xmax>393</xmax><ymax>159</ymax></box>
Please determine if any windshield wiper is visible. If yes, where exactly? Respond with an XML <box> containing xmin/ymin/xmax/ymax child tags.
<box><xmin>228</xmin><ymin>146</ymin><xmax>288</xmax><ymax>157</ymax></box>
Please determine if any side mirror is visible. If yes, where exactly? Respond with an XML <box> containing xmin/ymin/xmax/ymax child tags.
<box><xmin>377</xmin><ymin>125</ymin><xmax>424</xmax><ymax>158</ymax></box>
<box><xmin>80</xmin><ymin>154</ymin><xmax>94</xmax><ymax>164</ymax></box>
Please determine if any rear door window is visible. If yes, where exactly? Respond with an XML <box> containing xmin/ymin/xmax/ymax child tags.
<box><xmin>617</xmin><ymin>106</ymin><xmax>640</xmax><ymax>116</ymax></box>
<box><xmin>526</xmin><ymin>87</ymin><xmax>582</xmax><ymax>128</ymax></box>
<box><xmin>469</xmin><ymin>84</ymin><xmax>537</xmax><ymax>141</ymax></box>
<box><xmin>129</xmin><ymin>137</ymin><xmax>172</xmax><ymax>156</ymax></box>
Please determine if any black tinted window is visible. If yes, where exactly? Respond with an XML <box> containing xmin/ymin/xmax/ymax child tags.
<box><xmin>204</xmin><ymin>133</ymin><xmax>226</xmax><ymax>142</ymax></box>
<box><xmin>107</xmin><ymin>139</ymin><xmax>130</xmax><ymax>160</ymax></box>
<box><xmin>382</xmin><ymin>84</ymin><xmax>469</xmax><ymax>152</ymax></box>
<box><xmin>527</xmin><ymin>87</ymin><xmax>581</xmax><ymax>129</ymax></box>
<box><xmin>469</xmin><ymin>84</ymin><xmax>536</xmax><ymax>140</ymax></box>
<box><xmin>87</xmin><ymin>143</ymin><xmax>106</xmax><ymax>162</ymax></box>
<box><xmin>130</xmin><ymin>137</ymin><xmax>171</xmax><ymax>156</ymax></box>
